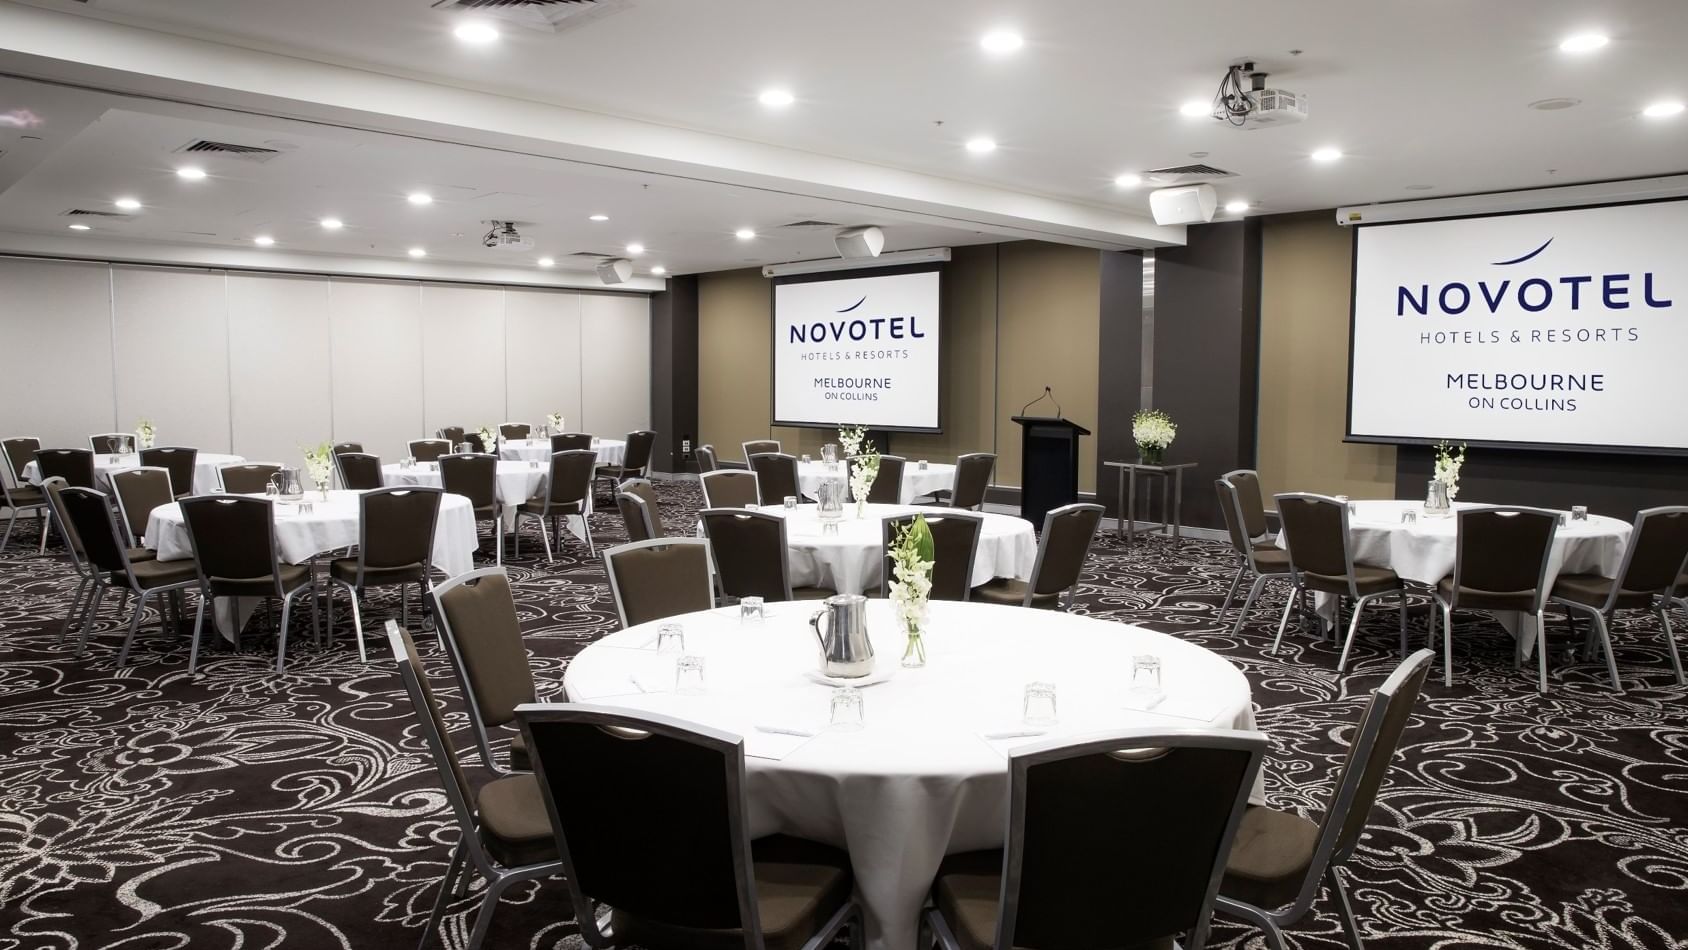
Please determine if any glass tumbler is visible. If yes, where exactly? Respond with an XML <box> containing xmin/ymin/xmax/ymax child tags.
<box><xmin>740</xmin><ymin>596</ymin><xmax>765</xmax><ymax>626</ymax></box>
<box><xmin>675</xmin><ymin>655</ymin><xmax>707</xmax><ymax>695</ymax></box>
<box><xmin>655</xmin><ymin>623</ymin><xmax>685</xmax><ymax>654</ymax></box>
<box><xmin>1130</xmin><ymin>655</ymin><xmax>1163</xmax><ymax>699</ymax></box>
<box><xmin>1022</xmin><ymin>681</ymin><xmax>1058</xmax><ymax>726</ymax></box>
<box><xmin>830</xmin><ymin>686</ymin><xmax>864</xmax><ymax>731</ymax></box>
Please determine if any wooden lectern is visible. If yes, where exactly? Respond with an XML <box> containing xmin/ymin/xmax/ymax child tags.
<box><xmin>1011</xmin><ymin>415</ymin><xmax>1091</xmax><ymax>527</ymax></box>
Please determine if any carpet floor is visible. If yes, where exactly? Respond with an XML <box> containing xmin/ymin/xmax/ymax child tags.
<box><xmin>0</xmin><ymin>482</ymin><xmax>1684</xmax><ymax>949</ymax></box>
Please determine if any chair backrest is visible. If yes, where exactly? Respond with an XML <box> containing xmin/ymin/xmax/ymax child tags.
<box><xmin>58</xmin><ymin>486</ymin><xmax>137</xmax><ymax>577</ymax></box>
<box><xmin>1275</xmin><ymin>493</ymin><xmax>1355</xmax><ymax>584</ymax></box>
<box><xmin>432</xmin><ymin>568</ymin><xmax>537</xmax><ymax>747</ymax></box>
<box><xmin>358</xmin><ymin>487</ymin><xmax>442</xmax><ymax>572</ymax></box>
<box><xmin>1215</xmin><ymin>479</ymin><xmax>1251</xmax><ymax>557</ymax></box>
<box><xmin>34</xmin><ymin>448</ymin><xmax>96</xmax><ymax>489</ymax></box>
<box><xmin>336</xmin><ymin>452</ymin><xmax>384</xmax><ymax>491</ymax></box>
<box><xmin>1451</xmin><ymin>506</ymin><xmax>1560</xmax><ymax>609</ymax></box>
<box><xmin>438</xmin><ymin>453</ymin><xmax>499</xmax><ymax>509</ymax></box>
<box><xmin>701</xmin><ymin>470</ymin><xmax>759</xmax><ymax>510</ymax></box>
<box><xmin>464</xmin><ymin>432</ymin><xmax>488</xmax><ymax>453</ymax></box>
<box><xmin>695</xmin><ymin>443</ymin><xmax>719</xmax><ymax>473</ymax></box>
<box><xmin>519</xmin><ymin>704</ymin><xmax>763</xmax><ymax>939</ymax></box>
<box><xmin>1220</xmin><ymin>469</ymin><xmax>1271</xmax><ymax>540</ymax></box>
<box><xmin>699</xmin><ymin>508</ymin><xmax>792</xmax><ymax>601</ymax></box>
<box><xmin>110</xmin><ymin>466</ymin><xmax>176</xmax><ymax>547</ymax></box>
<box><xmin>997</xmin><ymin>729</ymin><xmax>1265</xmax><ymax>949</ymax></box>
<box><xmin>551</xmin><ymin>432</ymin><xmax>593</xmax><ymax>453</ymax></box>
<box><xmin>1028</xmin><ymin>503</ymin><xmax>1104</xmax><ymax>597</ymax></box>
<box><xmin>500</xmin><ymin>423</ymin><xmax>531</xmax><ymax>440</ymax></box>
<box><xmin>741</xmin><ymin>439</ymin><xmax>780</xmax><ymax>462</ymax></box>
<box><xmin>1612</xmin><ymin>506</ymin><xmax>1688</xmax><ymax>598</ymax></box>
<box><xmin>881</xmin><ymin>512</ymin><xmax>983</xmax><ymax>601</ymax></box>
<box><xmin>89</xmin><ymin>433</ymin><xmax>132</xmax><ymax>454</ymax></box>
<box><xmin>604</xmin><ymin>538</ymin><xmax>716</xmax><ymax>628</ymax></box>
<box><xmin>178</xmin><ymin>495</ymin><xmax>283</xmax><ymax>595</ymax></box>
<box><xmin>621</xmin><ymin>430</ymin><xmax>657</xmax><ymax>472</ymax></box>
<box><xmin>3</xmin><ymin>436</ymin><xmax>42</xmax><ymax>487</ymax></box>
<box><xmin>409</xmin><ymin>439</ymin><xmax>451</xmax><ymax>462</ymax></box>
<box><xmin>747</xmin><ymin>452</ymin><xmax>798</xmax><ymax>504</ymax></box>
<box><xmin>139</xmin><ymin>446</ymin><xmax>197</xmax><ymax>496</ymax></box>
<box><xmin>615</xmin><ymin>478</ymin><xmax>663</xmax><ymax>541</ymax></box>
<box><xmin>437</xmin><ymin>425</ymin><xmax>465</xmax><ymax>445</ymax></box>
<box><xmin>218</xmin><ymin>463</ymin><xmax>282</xmax><ymax>495</ymax></box>
<box><xmin>950</xmin><ymin>452</ymin><xmax>996</xmax><ymax>510</ymax></box>
<box><xmin>331</xmin><ymin>441</ymin><xmax>363</xmax><ymax>456</ymax></box>
<box><xmin>867</xmin><ymin>455</ymin><xmax>905</xmax><ymax>504</ymax></box>
<box><xmin>40</xmin><ymin>477</ymin><xmax>85</xmax><ymax>562</ymax></box>
<box><xmin>543</xmin><ymin>450</ymin><xmax>597</xmax><ymax>508</ymax></box>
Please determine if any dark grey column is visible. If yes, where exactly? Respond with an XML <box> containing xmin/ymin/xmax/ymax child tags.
<box><xmin>648</xmin><ymin>276</ymin><xmax>698</xmax><ymax>474</ymax></box>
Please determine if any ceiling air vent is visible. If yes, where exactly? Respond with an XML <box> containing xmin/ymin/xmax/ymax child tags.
<box><xmin>568</xmin><ymin>250</ymin><xmax>616</xmax><ymax>258</ymax></box>
<box><xmin>777</xmin><ymin>219</ymin><xmax>843</xmax><ymax>229</ymax></box>
<box><xmin>430</xmin><ymin>0</ymin><xmax>630</xmax><ymax>33</ymax></box>
<box><xmin>1140</xmin><ymin>163</ymin><xmax>1237</xmax><ymax>186</ymax></box>
<box><xmin>173</xmin><ymin>139</ymin><xmax>283</xmax><ymax>163</ymax></box>
<box><xmin>63</xmin><ymin>208</ymin><xmax>130</xmax><ymax>218</ymax></box>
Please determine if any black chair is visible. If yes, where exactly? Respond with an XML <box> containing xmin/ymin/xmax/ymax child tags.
<box><xmin>335</xmin><ymin>452</ymin><xmax>384</xmax><ymax>491</ymax></box>
<box><xmin>550</xmin><ymin>432</ymin><xmax>593</xmax><ymax>453</ymax></box>
<box><xmin>438</xmin><ymin>426</ymin><xmax>467</xmax><ymax>448</ymax></box>
<box><xmin>439</xmin><ymin>453</ymin><xmax>503</xmax><ymax>565</ymax></box>
<box><xmin>604</xmin><ymin>538</ymin><xmax>716</xmax><ymax>629</ymax></box>
<box><xmin>596</xmin><ymin>429</ymin><xmax>657</xmax><ymax>499</ymax></box>
<box><xmin>880</xmin><ymin>511</ymin><xmax>983</xmax><ymax>601</ymax></box>
<box><xmin>1275</xmin><ymin>493</ymin><xmax>1409</xmax><ymax>669</ymax></box>
<box><xmin>3</xmin><ymin>436</ymin><xmax>43</xmax><ymax>487</ymax></box>
<box><xmin>514</xmin><ymin>450</ymin><xmax>597</xmax><ymax>561</ymax></box>
<box><xmin>700</xmin><ymin>508</ymin><xmax>834</xmax><ymax>603</ymax></box>
<box><xmin>109</xmin><ymin>466</ymin><xmax>174</xmax><ymax>551</ymax></box>
<box><xmin>139</xmin><ymin>446</ymin><xmax>198</xmax><ymax>499</ymax></box>
<box><xmin>331</xmin><ymin>441</ymin><xmax>363</xmax><ymax>456</ymax></box>
<box><xmin>1550</xmin><ymin>506</ymin><xmax>1688</xmax><ymax>690</ymax></box>
<box><xmin>935</xmin><ymin>452</ymin><xmax>996</xmax><ymax>510</ymax></box>
<box><xmin>41</xmin><ymin>477</ymin><xmax>100</xmax><ymax>643</ymax></box>
<box><xmin>615</xmin><ymin>478</ymin><xmax>663</xmax><ymax>542</ymax></box>
<box><xmin>1429</xmin><ymin>505</ymin><xmax>1559</xmax><ymax>691</ymax></box>
<box><xmin>741</xmin><ymin>439</ymin><xmax>781</xmax><ymax>463</ymax></box>
<box><xmin>327</xmin><ymin>487</ymin><xmax>442</xmax><ymax>663</ymax></box>
<box><xmin>695</xmin><ymin>443</ymin><xmax>719</xmax><ymax>473</ymax></box>
<box><xmin>89</xmin><ymin>432</ymin><xmax>133</xmax><ymax>454</ymax></box>
<box><xmin>2</xmin><ymin>455</ymin><xmax>52</xmax><ymax>552</ymax></box>
<box><xmin>33</xmin><ymin>448</ymin><xmax>97</xmax><ymax>490</ymax></box>
<box><xmin>701</xmin><ymin>470</ymin><xmax>759</xmax><ymax>510</ymax></box>
<box><xmin>748</xmin><ymin>452</ymin><xmax>799</xmax><ymax>505</ymax></box>
<box><xmin>519</xmin><ymin>704</ymin><xmax>864</xmax><ymax>950</ymax></box>
<box><xmin>1216</xmin><ymin>476</ymin><xmax>1295</xmax><ymax>636</ymax></box>
<box><xmin>218</xmin><ymin>463</ymin><xmax>283</xmax><ymax>494</ymax></box>
<box><xmin>179</xmin><ymin>495</ymin><xmax>319</xmax><ymax>673</ymax></box>
<box><xmin>410</xmin><ymin>439</ymin><xmax>451</xmax><ymax>462</ymax></box>
<box><xmin>975</xmin><ymin>503</ymin><xmax>1103</xmax><ymax>610</ymax></box>
<box><xmin>499</xmin><ymin>423</ymin><xmax>531</xmax><ymax>440</ymax></box>
<box><xmin>865</xmin><ymin>455</ymin><xmax>906</xmax><ymax>505</ymax></box>
<box><xmin>56</xmin><ymin>487</ymin><xmax>198</xmax><ymax>667</ymax></box>
<box><xmin>431</xmin><ymin>567</ymin><xmax>541</xmax><ymax>774</ymax></box>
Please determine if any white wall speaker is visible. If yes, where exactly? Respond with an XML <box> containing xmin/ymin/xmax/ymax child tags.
<box><xmin>1148</xmin><ymin>184</ymin><xmax>1218</xmax><ymax>225</ymax></box>
<box><xmin>834</xmin><ymin>226</ymin><xmax>886</xmax><ymax>259</ymax></box>
<box><xmin>596</xmin><ymin>258</ymin><xmax>634</xmax><ymax>284</ymax></box>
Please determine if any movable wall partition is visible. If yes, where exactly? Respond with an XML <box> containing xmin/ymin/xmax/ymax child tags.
<box><xmin>0</xmin><ymin>257</ymin><xmax>651</xmax><ymax>471</ymax></box>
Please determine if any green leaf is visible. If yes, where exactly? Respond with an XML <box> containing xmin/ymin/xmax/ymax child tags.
<box><xmin>912</xmin><ymin>514</ymin><xmax>935</xmax><ymax>563</ymax></box>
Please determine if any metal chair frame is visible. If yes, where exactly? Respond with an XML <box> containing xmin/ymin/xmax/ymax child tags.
<box><xmin>1271</xmin><ymin>493</ymin><xmax>1409</xmax><ymax>669</ymax></box>
<box><xmin>1548</xmin><ymin>505</ymin><xmax>1688</xmax><ymax>690</ymax></box>
<box><xmin>178</xmin><ymin>494</ymin><xmax>321</xmax><ymax>674</ymax></box>
<box><xmin>1217</xmin><ymin>475</ymin><xmax>1297</xmax><ymax>637</ymax></box>
<box><xmin>326</xmin><ymin>487</ymin><xmax>443</xmax><ymax>664</ymax></box>
<box><xmin>1427</xmin><ymin>505</ymin><xmax>1560</xmax><ymax>691</ymax></box>
<box><xmin>58</xmin><ymin>487</ymin><xmax>198</xmax><ymax>668</ymax></box>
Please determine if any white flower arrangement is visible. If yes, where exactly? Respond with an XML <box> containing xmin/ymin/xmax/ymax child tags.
<box><xmin>1132</xmin><ymin>409</ymin><xmax>1176</xmax><ymax>450</ymax></box>
<box><xmin>301</xmin><ymin>442</ymin><xmax>334</xmax><ymax>493</ymax></box>
<box><xmin>477</xmin><ymin>425</ymin><xmax>498</xmax><ymax>453</ymax></box>
<box><xmin>837</xmin><ymin>425</ymin><xmax>867</xmax><ymax>459</ymax></box>
<box><xmin>888</xmin><ymin>515</ymin><xmax>935</xmax><ymax>667</ymax></box>
<box><xmin>1434</xmin><ymin>441</ymin><xmax>1466</xmax><ymax>500</ymax></box>
<box><xmin>547</xmin><ymin>412</ymin><xmax>565</xmax><ymax>431</ymax></box>
<box><xmin>135</xmin><ymin>419</ymin><xmax>156</xmax><ymax>450</ymax></box>
<box><xmin>849</xmin><ymin>447</ymin><xmax>879</xmax><ymax>514</ymax></box>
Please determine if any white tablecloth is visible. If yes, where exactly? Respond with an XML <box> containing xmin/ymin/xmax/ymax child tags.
<box><xmin>499</xmin><ymin>438</ymin><xmax>626</xmax><ymax>467</ymax></box>
<box><xmin>1291</xmin><ymin>499</ymin><xmax>1631</xmax><ymax>655</ymax></box>
<box><xmin>383</xmin><ymin>460</ymin><xmax>591</xmax><ymax>541</ymax></box>
<box><xmin>23</xmin><ymin>452</ymin><xmax>246</xmax><ymax>495</ymax></box>
<box><xmin>796</xmin><ymin>461</ymin><xmax>956</xmax><ymax>504</ymax></box>
<box><xmin>563</xmin><ymin>599</ymin><xmax>1262</xmax><ymax>950</ymax></box>
<box><xmin>706</xmin><ymin>503</ymin><xmax>1036</xmax><ymax>596</ymax></box>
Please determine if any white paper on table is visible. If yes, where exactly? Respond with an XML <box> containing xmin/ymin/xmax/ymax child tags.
<box><xmin>747</xmin><ymin>722</ymin><xmax>826</xmax><ymax>761</ymax></box>
<box><xmin>1126</xmin><ymin>691</ymin><xmax>1228</xmax><ymax>723</ymax></box>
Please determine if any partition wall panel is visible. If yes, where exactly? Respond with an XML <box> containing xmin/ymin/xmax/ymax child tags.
<box><xmin>227</xmin><ymin>273</ymin><xmax>335</xmax><ymax>468</ymax></box>
<box><xmin>580</xmin><ymin>293</ymin><xmax>651</xmax><ymax>439</ymax></box>
<box><xmin>420</xmin><ymin>282</ymin><xmax>507</xmax><ymax>440</ymax></box>
<box><xmin>328</xmin><ymin>279</ymin><xmax>424</xmax><ymax>461</ymax></box>
<box><xmin>0</xmin><ymin>258</ymin><xmax>116</xmax><ymax>450</ymax></box>
<box><xmin>111</xmin><ymin>266</ymin><xmax>232</xmax><ymax>454</ymax></box>
<box><xmin>504</xmin><ymin>288</ymin><xmax>583</xmax><ymax>434</ymax></box>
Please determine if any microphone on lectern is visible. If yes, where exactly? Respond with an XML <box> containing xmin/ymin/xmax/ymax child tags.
<box><xmin>1018</xmin><ymin>386</ymin><xmax>1061</xmax><ymax>417</ymax></box>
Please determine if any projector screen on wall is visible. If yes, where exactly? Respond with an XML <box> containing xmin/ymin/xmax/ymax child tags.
<box><xmin>772</xmin><ymin>266</ymin><xmax>942</xmax><ymax>432</ymax></box>
<box><xmin>1348</xmin><ymin>198</ymin><xmax>1687</xmax><ymax>454</ymax></box>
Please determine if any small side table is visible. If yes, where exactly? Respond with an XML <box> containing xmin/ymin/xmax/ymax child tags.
<box><xmin>1103</xmin><ymin>461</ymin><xmax>1198</xmax><ymax>543</ymax></box>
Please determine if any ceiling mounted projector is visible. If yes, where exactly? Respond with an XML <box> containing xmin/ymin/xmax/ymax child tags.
<box><xmin>834</xmin><ymin>226</ymin><xmax>885</xmax><ymax>259</ymax></box>
<box><xmin>1205</xmin><ymin>61</ymin><xmax>1307</xmax><ymax>128</ymax></box>
<box><xmin>481</xmin><ymin>220</ymin><xmax>534</xmax><ymax>250</ymax></box>
<box><xmin>596</xmin><ymin>258</ymin><xmax>634</xmax><ymax>284</ymax></box>
<box><xmin>1149</xmin><ymin>184</ymin><xmax>1217</xmax><ymax>225</ymax></box>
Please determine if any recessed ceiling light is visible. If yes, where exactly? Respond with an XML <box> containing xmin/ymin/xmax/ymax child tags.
<box><xmin>588</xmin><ymin>214</ymin><xmax>609</xmax><ymax>222</ymax></box>
<box><xmin>176</xmin><ymin>166</ymin><xmax>207</xmax><ymax>180</ymax></box>
<box><xmin>650</xmin><ymin>265</ymin><xmax>667</xmax><ymax>275</ymax></box>
<box><xmin>735</xmin><ymin>228</ymin><xmax>756</xmax><ymax>240</ymax></box>
<box><xmin>1643</xmin><ymin>100</ymin><xmax>1685</xmax><ymax>119</ymax></box>
<box><xmin>1558</xmin><ymin>32</ymin><xmax>1609</xmax><ymax>53</ymax></box>
<box><xmin>1179</xmin><ymin>100</ymin><xmax>1210</xmax><ymax>118</ymax></box>
<box><xmin>114</xmin><ymin>197</ymin><xmax>142</xmax><ymax>210</ymax></box>
<box><xmin>980</xmin><ymin>29</ymin><xmax>1023</xmax><ymax>54</ymax></box>
<box><xmin>626</xmin><ymin>242</ymin><xmax>645</xmax><ymax>255</ymax></box>
<box><xmin>407</xmin><ymin>192</ymin><xmax>433</xmax><ymax>205</ymax></box>
<box><xmin>964</xmin><ymin>136</ymin><xmax>997</xmax><ymax>154</ymax></box>
<box><xmin>253</xmin><ymin>235</ymin><xmax>275</xmax><ymax>246</ymax></box>
<box><xmin>758</xmin><ymin>89</ymin><xmax>795</xmax><ymax>108</ymax></box>
<box><xmin>454</xmin><ymin>21</ymin><xmax>498</xmax><ymax>44</ymax></box>
<box><xmin>1224</xmin><ymin>200</ymin><xmax>1250</xmax><ymax>214</ymax></box>
<box><xmin>1311</xmin><ymin>147</ymin><xmax>1343</xmax><ymax>162</ymax></box>
<box><xmin>537</xmin><ymin>257</ymin><xmax>555</xmax><ymax>268</ymax></box>
<box><xmin>1113</xmin><ymin>173</ymin><xmax>1142</xmax><ymax>188</ymax></box>
<box><xmin>67</xmin><ymin>223</ymin><xmax>91</xmax><ymax>231</ymax></box>
<box><xmin>408</xmin><ymin>247</ymin><xmax>427</xmax><ymax>258</ymax></box>
<box><xmin>320</xmin><ymin>217</ymin><xmax>344</xmax><ymax>230</ymax></box>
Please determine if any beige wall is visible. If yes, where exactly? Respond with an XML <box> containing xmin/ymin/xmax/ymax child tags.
<box><xmin>1257</xmin><ymin>213</ymin><xmax>1396</xmax><ymax>498</ymax></box>
<box><xmin>696</xmin><ymin>241</ymin><xmax>1100</xmax><ymax>492</ymax></box>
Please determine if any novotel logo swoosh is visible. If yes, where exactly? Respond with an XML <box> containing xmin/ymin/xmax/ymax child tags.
<box><xmin>1396</xmin><ymin>236</ymin><xmax>1673</xmax><ymax>316</ymax></box>
<box><xmin>788</xmin><ymin>296</ymin><xmax>928</xmax><ymax>343</ymax></box>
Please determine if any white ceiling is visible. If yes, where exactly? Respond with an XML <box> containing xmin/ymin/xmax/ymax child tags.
<box><xmin>1</xmin><ymin>0</ymin><xmax>1685</xmax><ymax>279</ymax></box>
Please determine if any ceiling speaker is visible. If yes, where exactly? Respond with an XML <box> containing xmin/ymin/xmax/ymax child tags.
<box><xmin>1148</xmin><ymin>184</ymin><xmax>1217</xmax><ymax>225</ymax></box>
<box><xmin>834</xmin><ymin>226</ymin><xmax>886</xmax><ymax>259</ymax></box>
<box><xmin>596</xmin><ymin>258</ymin><xmax>634</xmax><ymax>284</ymax></box>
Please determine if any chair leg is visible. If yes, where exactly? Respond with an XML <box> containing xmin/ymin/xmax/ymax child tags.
<box><xmin>1657</xmin><ymin>605</ymin><xmax>1686</xmax><ymax>685</ymax></box>
<box><xmin>1536</xmin><ymin>609</ymin><xmax>1550</xmax><ymax>693</ymax></box>
<box><xmin>117</xmin><ymin>590</ymin><xmax>149</xmax><ymax>666</ymax></box>
<box><xmin>1218</xmin><ymin>560</ymin><xmax>1247</xmax><ymax>624</ymax></box>
<box><xmin>535</xmin><ymin>514</ymin><xmax>554</xmax><ymax>564</ymax></box>
<box><xmin>1271</xmin><ymin>586</ymin><xmax>1297</xmax><ymax>654</ymax></box>
<box><xmin>188</xmin><ymin>593</ymin><xmax>208</xmax><ymax>675</ymax></box>
<box><xmin>493</xmin><ymin>513</ymin><xmax>503</xmax><ymax>566</ymax></box>
<box><xmin>418</xmin><ymin>841</ymin><xmax>467</xmax><ymax>950</ymax></box>
<box><xmin>464</xmin><ymin>874</ymin><xmax>511</xmax><ymax>950</ymax></box>
<box><xmin>582</xmin><ymin>512</ymin><xmax>594</xmax><ymax>559</ymax></box>
<box><xmin>349</xmin><ymin>586</ymin><xmax>367</xmax><ymax>664</ymax></box>
<box><xmin>512</xmin><ymin>513</ymin><xmax>521</xmax><ymax>559</ymax></box>
<box><xmin>1337</xmin><ymin>592</ymin><xmax>1375</xmax><ymax>673</ymax></box>
<box><xmin>0</xmin><ymin>509</ymin><xmax>14</xmax><ymax>552</ymax></box>
<box><xmin>1328</xmin><ymin>866</ymin><xmax>1367</xmax><ymax>950</ymax></box>
<box><xmin>1212</xmin><ymin>897</ymin><xmax>1287</xmax><ymax>950</ymax></box>
<box><xmin>1441</xmin><ymin>601</ymin><xmax>1455</xmax><ymax>687</ymax></box>
<box><xmin>1591</xmin><ymin>611</ymin><xmax>1622</xmax><ymax>692</ymax></box>
<box><xmin>1397</xmin><ymin>591</ymin><xmax>1409</xmax><ymax>658</ymax></box>
<box><xmin>76</xmin><ymin>583</ymin><xmax>108</xmax><ymax>654</ymax></box>
<box><xmin>401</xmin><ymin>582</ymin><xmax>410</xmax><ymax>629</ymax></box>
<box><xmin>58</xmin><ymin>575</ymin><xmax>92</xmax><ymax>643</ymax></box>
<box><xmin>276</xmin><ymin>595</ymin><xmax>294</xmax><ymax>673</ymax></box>
<box><xmin>1229</xmin><ymin>574</ymin><xmax>1268</xmax><ymax>638</ymax></box>
<box><xmin>38</xmin><ymin>510</ymin><xmax>50</xmax><ymax>554</ymax></box>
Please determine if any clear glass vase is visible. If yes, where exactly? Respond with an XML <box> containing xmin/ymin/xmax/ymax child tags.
<box><xmin>900</xmin><ymin>613</ymin><xmax>927</xmax><ymax>668</ymax></box>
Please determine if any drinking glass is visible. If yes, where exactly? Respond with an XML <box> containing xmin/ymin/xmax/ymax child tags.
<box><xmin>830</xmin><ymin>686</ymin><xmax>864</xmax><ymax>731</ymax></box>
<box><xmin>740</xmin><ymin>596</ymin><xmax>765</xmax><ymax>626</ymax></box>
<box><xmin>401</xmin><ymin>456</ymin><xmax>415</xmax><ymax>470</ymax></box>
<box><xmin>675</xmin><ymin>655</ymin><xmax>707</xmax><ymax>695</ymax></box>
<box><xmin>1022</xmin><ymin>681</ymin><xmax>1058</xmax><ymax>726</ymax></box>
<box><xmin>918</xmin><ymin>460</ymin><xmax>929</xmax><ymax>470</ymax></box>
<box><xmin>783</xmin><ymin>495</ymin><xmax>798</xmax><ymax>510</ymax></box>
<box><xmin>1130</xmin><ymin>655</ymin><xmax>1163</xmax><ymax>699</ymax></box>
<box><xmin>655</xmin><ymin>623</ymin><xmax>685</xmax><ymax>654</ymax></box>
<box><xmin>801</xmin><ymin>454</ymin><xmax>812</xmax><ymax>464</ymax></box>
<box><xmin>1400</xmin><ymin>509</ymin><xmax>1418</xmax><ymax>524</ymax></box>
<box><xmin>1571</xmin><ymin>505</ymin><xmax>1589</xmax><ymax>521</ymax></box>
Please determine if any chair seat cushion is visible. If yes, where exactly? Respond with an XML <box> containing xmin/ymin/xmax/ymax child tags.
<box><xmin>972</xmin><ymin>578</ymin><xmax>1061</xmax><ymax>609</ymax></box>
<box><xmin>1219</xmin><ymin>805</ymin><xmax>1321</xmax><ymax>910</ymax></box>
<box><xmin>1249</xmin><ymin>545</ymin><xmax>1291</xmax><ymax>573</ymax></box>
<box><xmin>128</xmin><ymin>547</ymin><xmax>156</xmax><ymax>563</ymax></box>
<box><xmin>932</xmin><ymin>849</ymin><xmax>1174</xmax><ymax>950</ymax></box>
<box><xmin>1304</xmin><ymin>565</ymin><xmax>1401</xmax><ymax>597</ymax></box>
<box><xmin>1550</xmin><ymin>573</ymin><xmax>1654</xmax><ymax>611</ymax></box>
<box><xmin>4</xmin><ymin>488</ymin><xmax>46</xmax><ymax>507</ymax></box>
<box><xmin>793</xmin><ymin>586</ymin><xmax>837</xmax><ymax>601</ymax></box>
<box><xmin>610</xmin><ymin>834</ymin><xmax>853</xmax><ymax>950</ymax></box>
<box><xmin>516</xmin><ymin>498</ymin><xmax>583</xmax><ymax>514</ymax></box>
<box><xmin>207</xmin><ymin>562</ymin><xmax>312</xmax><ymax>596</ymax></box>
<box><xmin>1434</xmin><ymin>575</ymin><xmax>1538</xmax><ymax>612</ymax></box>
<box><xmin>328</xmin><ymin>558</ymin><xmax>426</xmax><ymax>586</ymax></box>
<box><xmin>123</xmin><ymin>557</ymin><xmax>198</xmax><ymax>590</ymax></box>
<box><xmin>476</xmin><ymin>772</ymin><xmax>558</xmax><ymax>868</ymax></box>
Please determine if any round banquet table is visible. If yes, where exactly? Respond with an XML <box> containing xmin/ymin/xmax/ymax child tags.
<box><xmin>383</xmin><ymin>460</ymin><xmax>592</xmax><ymax>540</ymax></box>
<box><xmin>562</xmin><ymin>599</ymin><xmax>1263</xmax><ymax>950</ymax></box>
<box><xmin>499</xmin><ymin>437</ymin><xmax>625</xmax><ymax>467</ymax></box>
<box><xmin>23</xmin><ymin>451</ymin><xmax>246</xmax><ymax>495</ymax></box>
<box><xmin>714</xmin><ymin>503</ymin><xmax>1037</xmax><ymax>595</ymax></box>
<box><xmin>1295</xmin><ymin>499</ymin><xmax>1631</xmax><ymax>656</ymax></box>
<box><xmin>796</xmin><ymin>460</ymin><xmax>956</xmax><ymax>504</ymax></box>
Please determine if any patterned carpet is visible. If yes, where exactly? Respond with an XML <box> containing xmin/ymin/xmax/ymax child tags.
<box><xmin>1</xmin><ymin>481</ymin><xmax>1684</xmax><ymax>950</ymax></box>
